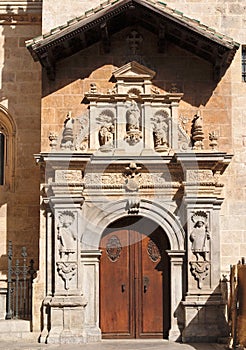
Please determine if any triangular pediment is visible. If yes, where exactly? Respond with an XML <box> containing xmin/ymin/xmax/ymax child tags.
<box><xmin>113</xmin><ymin>61</ymin><xmax>156</xmax><ymax>81</ymax></box>
<box><xmin>26</xmin><ymin>0</ymin><xmax>239</xmax><ymax>81</ymax></box>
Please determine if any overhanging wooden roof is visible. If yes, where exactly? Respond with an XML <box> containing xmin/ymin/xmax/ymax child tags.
<box><xmin>26</xmin><ymin>0</ymin><xmax>240</xmax><ymax>80</ymax></box>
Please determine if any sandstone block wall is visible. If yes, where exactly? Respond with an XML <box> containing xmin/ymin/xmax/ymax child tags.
<box><xmin>0</xmin><ymin>1</ymin><xmax>42</xmax><ymax>303</ymax></box>
<box><xmin>41</xmin><ymin>0</ymin><xmax>246</xmax><ymax>276</ymax></box>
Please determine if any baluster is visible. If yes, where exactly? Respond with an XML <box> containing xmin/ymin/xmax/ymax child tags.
<box><xmin>22</xmin><ymin>247</ymin><xmax>27</xmax><ymax>318</ymax></box>
<box><xmin>29</xmin><ymin>259</ymin><xmax>35</xmax><ymax>320</ymax></box>
<box><xmin>6</xmin><ymin>241</ymin><xmax>13</xmax><ymax>319</ymax></box>
<box><xmin>15</xmin><ymin>259</ymin><xmax>20</xmax><ymax>319</ymax></box>
<box><xmin>6</xmin><ymin>241</ymin><xmax>13</xmax><ymax>320</ymax></box>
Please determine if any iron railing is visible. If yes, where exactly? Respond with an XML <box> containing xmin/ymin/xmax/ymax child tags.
<box><xmin>6</xmin><ymin>241</ymin><xmax>36</xmax><ymax>320</ymax></box>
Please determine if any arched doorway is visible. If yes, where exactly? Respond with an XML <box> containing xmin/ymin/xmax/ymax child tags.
<box><xmin>99</xmin><ymin>216</ymin><xmax>170</xmax><ymax>339</ymax></box>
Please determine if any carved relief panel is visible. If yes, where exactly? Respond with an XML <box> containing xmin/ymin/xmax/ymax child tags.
<box><xmin>51</xmin><ymin>61</ymin><xmax>190</xmax><ymax>154</ymax></box>
<box><xmin>188</xmin><ymin>210</ymin><xmax>211</xmax><ymax>290</ymax></box>
<box><xmin>55</xmin><ymin>209</ymin><xmax>79</xmax><ymax>292</ymax></box>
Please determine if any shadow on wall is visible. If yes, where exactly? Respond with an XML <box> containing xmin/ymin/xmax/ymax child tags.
<box><xmin>42</xmin><ymin>24</ymin><xmax>218</xmax><ymax>109</ymax></box>
<box><xmin>175</xmin><ymin>281</ymin><xmax>229</xmax><ymax>344</ymax></box>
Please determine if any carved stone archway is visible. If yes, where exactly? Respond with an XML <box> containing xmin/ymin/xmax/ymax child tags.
<box><xmin>80</xmin><ymin>199</ymin><xmax>185</xmax><ymax>341</ymax></box>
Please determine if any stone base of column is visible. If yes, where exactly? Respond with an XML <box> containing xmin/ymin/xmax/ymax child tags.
<box><xmin>169</xmin><ymin>327</ymin><xmax>182</xmax><ymax>342</ymax></box>
<box><xmin>83</xmin><ymin>326</ymin><xmax>101</xmax><ymax>343</ymax></box>
<box><xmin>41</xmin><ymin>295</ymin><xmax>88</xmax><ymax>344</ymax></box>
<box><xmin>181</xmin><ymin>294</ymin><xmax>229</xmax><ymax>343</ymax></box>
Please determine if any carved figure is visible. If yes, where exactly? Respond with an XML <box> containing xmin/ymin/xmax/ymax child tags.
<box><xmin>99</xmin><ymin>124</ymin><xmax>114</xmax><ymax>147</ymax></box>
<box><xmin>57</xmin><ymin>211</ymin><xmax>77</xmax><ymax>260</ymax></box>
<box><xmin>190</xmin><ymin>211</ymin><xmax>210</xmax><ymax>261</ymax></box>
<box><xmin>151</xmin><ymin>113</ymin><xmax>169</xmax><ymax>151</ymax></box>
<box><xmin>125</xmin><ymin>101</ymin><xmax>142</xmax><ymax>145</ymax></box>
<box><xmin>126</xmin><ymin>100</ymin><xmax>140</xmax><ymax>131</ymax></box>
<box><xmin>96</xmin><ymin>111</ymin><xmax>115</xmax><ymax>150</ymax></box>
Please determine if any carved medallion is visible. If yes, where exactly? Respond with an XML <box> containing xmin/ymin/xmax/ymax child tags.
<box><xmin>147</xmin><ymin>240</ymin><xmax>161</xmax><ymax>262</ymax></box>
<box><xmin>106</xmin><ymin>235</ymin><xmax>122</xmax><ymax>262</ymax></box>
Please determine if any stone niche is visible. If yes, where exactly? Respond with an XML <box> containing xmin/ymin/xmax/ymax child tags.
<box><xmin>54</xmin><ymin>61</ymin><xmax>190</xmax><ymax>155</ymax></box>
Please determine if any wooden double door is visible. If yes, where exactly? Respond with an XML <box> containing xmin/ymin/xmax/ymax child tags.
<box><xmin>100</xmin><ymin>218</ymin><xmax>170</xmax><ymax>339</ymax></box>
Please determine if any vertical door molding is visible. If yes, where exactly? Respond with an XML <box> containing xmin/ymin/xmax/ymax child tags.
<box><xmin>166</xmin><ymin>250</ymin><xmax>186</xmax><ymax>341</ymax></box>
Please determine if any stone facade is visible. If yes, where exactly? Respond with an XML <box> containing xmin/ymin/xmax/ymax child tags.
<box><xmin>0</xmin><ymin>0</ymin><xmax>42</xmax><ymax>320</ymax></box>
<box><xmin>0</xmin><ymin>0</ymin><xmax>245</xmax><ymax>345</ymax></box>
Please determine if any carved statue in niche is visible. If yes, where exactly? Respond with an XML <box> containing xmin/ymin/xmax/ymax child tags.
<box><xmin>60</xmin><ymin>112</ymin><xmax>74</xmax><ymax>150</ymax></box>
<box><xmin>126</xmin><ymin>100</ymin><xmax>140</xmax><ymax>131</ymax></box>
<box><xmin>96</xmin><ymin>111</ymin><xmax>115</xmax><ymax>151</ymax></box>
<box><xmin>57</xmin><ymin>211</ymin><xmax>77</xmax><ymax>260</ymax></box>
<box><xmin>151</xmin><ymin>111</ymin><xmax>169</xmax><ymax>151</ymax></box>
<box><xmin>190</xmin><ymin>211</ymin><xmax>210</xmax><ymax>261</ymax></box>
<box><xmin>125</xmin><ymin>100</ymin><xmax>142</xmax><ymax>145</ymax></box>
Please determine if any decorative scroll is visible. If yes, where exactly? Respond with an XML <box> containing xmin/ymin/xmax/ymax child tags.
<box><xmin>106</xmin><ymin>235</ymin><xmax>122</xmax><ymax>262</ymax></box>
<box><xmin>190</xmin><ymin>261</ymin><xmax>210</xmax><ymax>289</ymax></box>
<box><xmin>147</xmin><ymin>240</ymin><xmax>161</xmax><ymax>262</ymax></box>
<box><xmin>56</xmin><ymin>262</ymin><xmax>77</xmax><ymax>290</ymax></box>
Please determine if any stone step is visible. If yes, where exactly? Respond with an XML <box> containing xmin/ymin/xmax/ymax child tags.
<box><xmin>0</xmin><ymin>320</ymin><xmax>38</xmax><ymax>341</ymax></box>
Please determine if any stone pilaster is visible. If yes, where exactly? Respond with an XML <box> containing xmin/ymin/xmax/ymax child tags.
<box><xmin>167</xmin><ymin>250</ymin><xmax>186</xmax><ymax>342</ymax></box>
<box><xmin>178</xmin><ymin>152</ymin><xmax>232</xmax><ymax>342</ymax></box>
<box><xmin>81</xmin><ymin>250</ymin><xmax>102</xmax><ymax>342</ymax></box>
<box><xmin>40</xmin><ymin>180</ymin><xmax>87</xmax><ymax>343</ymax></box>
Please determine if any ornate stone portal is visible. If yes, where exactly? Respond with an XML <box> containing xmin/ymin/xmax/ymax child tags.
<box><xmin>37</xmin><ymin>61</ymin><xmax>232</xmax><ymax>343</ymax></box>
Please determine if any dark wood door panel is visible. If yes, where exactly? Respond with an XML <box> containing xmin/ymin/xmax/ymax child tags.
<box><xmin>100</xmin><ymin>230</ymin><xmax>133</xmax><ymax>337</ymax></box>
<box><xmin>100</xmin><ymin>221</ymin><xmax>170</xmax><ymax>339</ymax></box>
<box><xmin>137</xmin><ymin>230</ymin><xmax>164</xmax><ymax>338</ymax></box>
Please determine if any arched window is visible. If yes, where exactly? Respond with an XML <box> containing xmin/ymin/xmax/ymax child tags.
<box><xmin>0</xmin><ymin>105</ymin><xmax>16</xmax><ymax>190</ymax></box>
